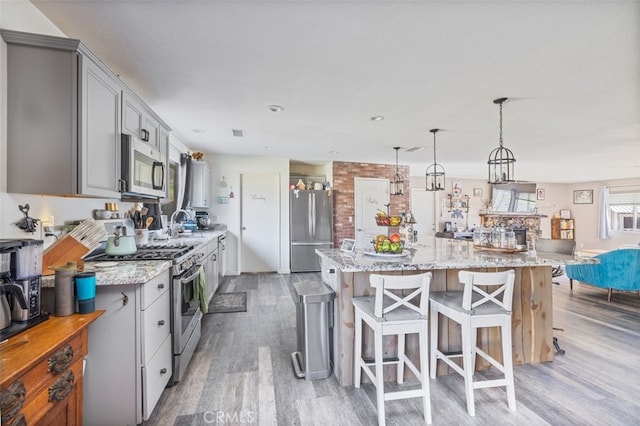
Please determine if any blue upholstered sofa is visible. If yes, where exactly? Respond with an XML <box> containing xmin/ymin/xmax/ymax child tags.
<box><xmin>566</xmin><ymin>248</ymin><xmax>640</xmax><ymax>302</ymax></box>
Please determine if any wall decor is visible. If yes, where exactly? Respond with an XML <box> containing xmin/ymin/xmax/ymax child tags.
<box><xmin>452</xmin><ymin>181</ymin><xmax>462</xmax><ymax>196</ymax></box>
<box><xmin>536</xmin><ymin>188</ymin><xmax>545</xmax><ymax>200</ymax></box>
<box><xmin>473</xmin><ymin>188</ymin><xmax>483</xmax><ymax>197</ymax></box>
<box><xmin>560</xmin><ymin>209</ymin><xmax>571</xmax><ymax>219</ymax></box>
<box><xmin>573</xmin><ymin>189</ymin><xmax>593</xmax><ymax>204</ymax></box>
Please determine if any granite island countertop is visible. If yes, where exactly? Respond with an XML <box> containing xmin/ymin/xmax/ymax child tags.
<box><xmin>317</xmin><ymin>237</ymin><xmax>598</xmax><ymax>272</ymax></box>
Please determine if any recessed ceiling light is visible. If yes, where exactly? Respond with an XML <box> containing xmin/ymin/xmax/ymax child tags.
<box><xmin>268</xmin><ymin>105</ymin><xmax>284</xmax><ymax>113</ymax></box>
<box><xmin>191</xmin><ymin>128</ymin><xmax>205</xmax><ymax>134</ymax></box>
<box><xmin>264</xmin><ymin>146</ymin><xmax>272</xmax><ymax>150</ymax></box>
<box><xmin>330</xmin><ymin>150</ymin><xmax>339</xmax><ymax>155</ymax></box>
<box><xmin>370</xmin><ymin>115</ymin><xmax>385</xmax><ymax>122</ymax></box>
<box><xmin>232</xmin><ymin>129</ymin><xmax>245</xmax><ymax>137</ymax></box>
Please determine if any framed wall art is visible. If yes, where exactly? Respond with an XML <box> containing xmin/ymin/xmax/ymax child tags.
<box><xmin>473</xmin><ymin>188</ymin><xmax>483</xmax><ymax>197</ymax></box>
<box><xmin>536</xmin><ymin>188</ymin><xmax>545</xmax><ymax>200</ymax></box>
<box><xmin>573</xmin><ymin>189</ymin><xmax>593</xmax><ymax>204</ymax></box>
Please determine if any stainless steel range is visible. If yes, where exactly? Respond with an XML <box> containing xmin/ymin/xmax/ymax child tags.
<box><xmin>86</xmin><ymin>235</ymin><xmax>207</xmax><ymax>385</ymax></box>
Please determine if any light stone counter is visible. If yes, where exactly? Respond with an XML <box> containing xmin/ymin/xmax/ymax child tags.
<box><xmin>317</xmin><ymin>238</ymin><xmax>597</xmax><ymax>273</ymax></box>
<box><xmin>317</xmin><ymin>238</ymin><xmax>597</xmax><ymax>386</ymax></box>
<box><xmin>42</xmin><ymin>260</ymin><xmax>172</xmax><ymax>287</ymax></box>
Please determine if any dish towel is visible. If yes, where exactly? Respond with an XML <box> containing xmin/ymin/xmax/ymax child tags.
<box><xmin>195</xmin><ymin>265</ymin><xmax>208</xmax><ymax>314</ymax></box>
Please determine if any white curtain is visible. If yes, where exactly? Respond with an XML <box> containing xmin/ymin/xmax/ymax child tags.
<box><xmin>598</xmin><ymin>185</ymin><xmax>610</xmax><ymax>240</ymax></box>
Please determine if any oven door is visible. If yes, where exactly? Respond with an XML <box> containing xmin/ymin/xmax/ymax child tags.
<box><xmin>172</xmin><ymin>263</ymin><xmax>204</xmax><ymax>356</ymax></box>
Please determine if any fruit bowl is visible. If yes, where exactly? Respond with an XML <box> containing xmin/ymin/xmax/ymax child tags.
<box><xmin>375</xmin><ymin>215</ymin><xmax>402</xmax><ymax>226</ymax></box>
<box><xmin>372</xmin><ymin>233</ymin><xmax>405</xmax><ymax>254</ymax></box>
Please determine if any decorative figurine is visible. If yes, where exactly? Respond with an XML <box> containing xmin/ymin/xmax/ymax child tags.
<box><xmin>15</xmin><ymin>204</ymin><xmax>40</xmax><ymax>233</ymax></box>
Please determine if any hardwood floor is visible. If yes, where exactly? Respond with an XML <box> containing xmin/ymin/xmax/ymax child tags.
<box><xmin>144</xmin><ymin>273</ymin><xmax>640</xmax><ymax>426</ymax></box>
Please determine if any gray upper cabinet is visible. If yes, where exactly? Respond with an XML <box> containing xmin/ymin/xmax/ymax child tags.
<box><xmin>2</xmin><ymin>30</ymin><xmax>123</xmax><ymax>198</ymax></box>
<box><xmin>122</xmin><ymin>90</ymin><xmax>163</xmax><ymax>151</ymax></box>
<box><xmin>2</xmin><ymin>30</ymin><xmax>171</xmax><ymax>199</ymax></box>
<box><xmin>190</xmin><ymin>161</ymin><xmax>211</xmax><ymax>208</ymax></box>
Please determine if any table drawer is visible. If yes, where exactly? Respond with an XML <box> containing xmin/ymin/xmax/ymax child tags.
<box><xmin>1</xmin><ymin>332</ymin><xmax>84</xmax><ymax>424</ymax></box>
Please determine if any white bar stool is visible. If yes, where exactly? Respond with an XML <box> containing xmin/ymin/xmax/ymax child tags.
<box><xmin>429</xmin><ymin>269</ymin><xmax>516</xmax><ymax>417</ymax></box>
<box><xmin>353</xmin><ymin>272</ymin><xmax>432</xmax><ymax>425</ymax></box>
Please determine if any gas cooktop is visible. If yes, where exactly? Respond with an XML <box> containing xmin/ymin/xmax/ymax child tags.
<box><xmin>85</xmin><ymin>245</ymin><xmax>195</xmax><ymax>262</ymax></box>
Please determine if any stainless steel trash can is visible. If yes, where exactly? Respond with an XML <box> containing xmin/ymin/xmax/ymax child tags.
<box><xmin>291</xmin><ymin>280</ymin><xmax>335</xmax><ymax>380</ymax></box>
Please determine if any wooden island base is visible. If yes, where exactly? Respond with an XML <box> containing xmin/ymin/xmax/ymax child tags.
<box><xmin>329</xmin><ymin>266</ymin><xmax>554</xmax><ymax>386</ymax></box>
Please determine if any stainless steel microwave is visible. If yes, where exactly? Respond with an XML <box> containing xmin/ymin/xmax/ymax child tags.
<box><xmin>121</xmin><ymin>134</ymin><xmax>166</xmax><ymax>198</ymax></box>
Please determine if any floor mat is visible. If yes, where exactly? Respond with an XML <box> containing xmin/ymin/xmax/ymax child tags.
<box><xmin>206</xmin><ymin>292</ymin><xmax>247</xmax><ymax>313</ymax></box>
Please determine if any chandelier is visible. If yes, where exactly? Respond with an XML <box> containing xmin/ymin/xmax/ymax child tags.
<box><xmin>488</xmin><ymin>97</ymin><xmax>516</xmax><ymax>184</ymax></box>
<box><xmin>425</xmin><ymin>128</ymin><xmax>445</xmax><ymax>191</ymax></box>
<box><xmin>390</xmin><ymin>147</ymin><xmax>404</xmax><ymax>196</ymax></box>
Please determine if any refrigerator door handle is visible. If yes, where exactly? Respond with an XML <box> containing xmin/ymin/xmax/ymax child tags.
<box><xmin>312</xmin><ymin>192</ymin><xmax>316</xmax><ymax>236</ymax></box>
<box><xmin>308</xmin><ymin>192</ymin><xmax>313</xmax><ymax>236</ymax></box>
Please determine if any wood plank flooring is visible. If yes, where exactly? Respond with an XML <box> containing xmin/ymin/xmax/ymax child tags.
<box><xmin>143</xmin><ymin>273</ymin><xmax>640</xmax><ymax>426</ymax></box>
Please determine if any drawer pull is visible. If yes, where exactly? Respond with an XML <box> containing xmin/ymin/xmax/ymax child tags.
<box><xmin>7</xmin><ymin>413</ymin><xmax>26</xmax><ymax>426</ymax></box>
<box><xmin>121</xmin><ymin>292</ymin><xmax>129</xmax><ymax>306</ymax></box>
<box><xmin>0</xmin><ymin>381</ymin><xmax>26</xmax><ymax>422</ymax></box>
<box><xmin>48</xmin><ymin>371</ymin><xmax>74</xmax><ymax>403</ymax></box>
<box><xmin>158</xmin><ymin>320</ymin><xmax>165</xmax><ymax>326</ymax></box>
<box><xmin>157</xmin><ymin>283</ymin><xmax>165</xmax><ymax>290</ymax></box>
<box><xmin>160</xmin><ymin>368</ymin><xmax>167</xmax><ymax>374</ymax></box>
<box><xmin>48</xmin><ymin>343</ymin><xmax>74</xmax><ymax>375</ymax></box>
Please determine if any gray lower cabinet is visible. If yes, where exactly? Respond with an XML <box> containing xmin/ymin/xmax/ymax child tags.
<box><xmin>84</xmin><ymin>270</ymin><xmax>172</xmax><ymax>424</ymax></box>
<box><xmin>2</xmin><ymin>30</ymin><xmax>122</xmax><ymax>198</ymax></box>
<box><xmin>203</xmin><ymin>240</ymin><xmax>219</xmax><ymax>303</ymax></box>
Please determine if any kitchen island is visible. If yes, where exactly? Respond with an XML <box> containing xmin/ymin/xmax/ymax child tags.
<box><xmin>317</xmin><ymin>238</ymin><xmax>598</xmax><ymax>386</ymax></box>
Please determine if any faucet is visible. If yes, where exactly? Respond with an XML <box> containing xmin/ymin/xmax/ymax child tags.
<box><xmin>169</xmin><ymin>209</ymin><xmax>192</xmax><ymax>237</ymax></box>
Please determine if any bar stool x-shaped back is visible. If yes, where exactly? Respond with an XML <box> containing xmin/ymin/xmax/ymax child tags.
<box><xmin>353</xmin><ymin>272</ymin><xmax>432</xmax><ymax>425</ymax></box>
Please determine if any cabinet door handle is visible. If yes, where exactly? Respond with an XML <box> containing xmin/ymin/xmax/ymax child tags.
<box><xmin>160</xmin><ymin>368</ymin><xmax>167</xmax><ymax>375</ymax></box>
<box><xmin>0</xmin><ymin>380</ymin><xmax>26</xmax><ymax>421</ymax></box>
<box><xmin>121</xmin><ymin>292</ymin><xmax>129</xmax><ymax>306</ymax></box>
<box><xmin>48</xmin><ymin>371</ymin><xmax>74</xmax><ymax>403</ymax></box>
<box><xmin>48</xmin><ymin>343</ymin><xmax>74</xmax><ymax>375</ymax></box>
<box><xmin>158</xmin><ymin>320</ymin><xmax>165</xmax><ymax>326</ymax></box>
<box><xmin>141</xmin><ymin>128</ymin><xmax>149</xmax><ymax>142</ymax></box>
<box><xmin>157</xmin><ymin>283</ymin><xmax>165</xmax><ymax>290</ymax></box>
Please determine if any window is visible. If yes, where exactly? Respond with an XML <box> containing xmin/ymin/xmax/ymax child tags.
<box><xmin>609</xmin><ymin>189</ymin><xmax>640</xmax><ymax>232</ymax></box>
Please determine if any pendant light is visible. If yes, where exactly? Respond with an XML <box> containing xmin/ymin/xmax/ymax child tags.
<box><xmin>425</xmin><ymin>128</ymin><xmax>445</xmax><ymax>191</ymax></box>
<box><xmin>390</xmin><ymin>147</ymin><xmax>404</xmax><ymax>196</ymax></box>
<box><xmin>488</xmin><ymin>97</ymin><xmax>516</xmax><ymax>184</ymax></box>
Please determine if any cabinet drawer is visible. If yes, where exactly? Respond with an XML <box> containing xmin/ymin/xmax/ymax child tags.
<box><xmin>141</xmin><ymin>271</ymin><xmax>170</xmax><ymax>310</ymax></box>
<box><xmin>142</xmin><ymin>334</ymin><xmax>172</xmax><ymax>421</ymax></box>
<box><xmin>142</xmin><ymin>290</ymin><xmax>171</xmax><ymax>364</ymax></box>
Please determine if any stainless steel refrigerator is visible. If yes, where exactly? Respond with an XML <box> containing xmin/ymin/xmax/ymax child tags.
<box><xmin>290</xmin><ymin>190</ymin><xmax>333</xmax><ymax>272</ymax></box>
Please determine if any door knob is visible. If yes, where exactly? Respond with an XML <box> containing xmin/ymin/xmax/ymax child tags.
<box><xmin>241</xmin><ymin>226</ymin><xmax>247</xmax><ymax>230</ymax></box>
<box><xmin>356</xmin><ymin>228</ymin><xmax>363</xmax><ymax>232</ymax></box>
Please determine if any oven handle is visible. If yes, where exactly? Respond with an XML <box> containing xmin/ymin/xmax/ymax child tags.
<box><xmin>180</xmin><ymin>263</ymin><xmax>205</xmax><ymax>284</ymax></box>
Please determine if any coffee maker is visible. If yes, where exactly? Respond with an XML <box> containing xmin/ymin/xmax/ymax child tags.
<box><xmin>0</xmin><ymin>239</ymin><xmax>48</xmax><ymax>340</ymax></box>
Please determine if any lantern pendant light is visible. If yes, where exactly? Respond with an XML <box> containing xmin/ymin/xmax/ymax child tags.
<box><xmin>390</xmin><ymin>147</ymin><xmax>404</xmax><ymax>196</ymax></box>
<box><xmin>488</xmin><ymin>97</ymin><xmax>516</xmax><ymax>184</ymax></box>
<box><xmin>425</xmin><ymin>128</ymin><xmax>445</xmax><ymax>191</ymax></box>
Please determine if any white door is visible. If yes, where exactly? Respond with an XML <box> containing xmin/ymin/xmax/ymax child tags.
<box><xmin>240</xmin><ymin>173</ymin><xmax>280</xmax><ymax>273</ymax></box>
<box><xmin>354</xmin><ymin>178</ymin><xmax>389</xmax><ymax>249</ymax></box>
<box><xmin>411</xmin><ymin>188</ymin><xmax>437</xmax><ymax>241</ymax></box>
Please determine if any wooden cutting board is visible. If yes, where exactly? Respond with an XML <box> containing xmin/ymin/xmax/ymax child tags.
<box><xmin>41</xmin><ymin>235</ymin><xmax>89</xmax><ymax>275</ymax></box>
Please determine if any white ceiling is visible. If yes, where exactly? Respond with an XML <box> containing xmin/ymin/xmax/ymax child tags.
<box><xmin>29</xmin><ymin>0</ymin><xmax>640</xmax><ymax>183</ymax></box>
